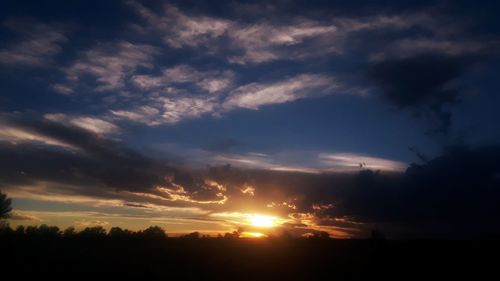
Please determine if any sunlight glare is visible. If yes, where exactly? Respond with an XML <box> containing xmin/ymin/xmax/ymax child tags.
<box><xmin>240</xmin><ymin>231</ymin><xmax>266</xmax><ymax>238</ymax></box>
<box><xmin>248</xmin><ymin>214</ymin><xmax>276</xmax><ymax>227</ymax></box>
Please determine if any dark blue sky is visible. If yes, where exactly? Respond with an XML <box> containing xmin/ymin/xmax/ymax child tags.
<box><xmin>1</xmin><ymin>0</ymin><xmax>499</xmax><ymax>238</ymax></box>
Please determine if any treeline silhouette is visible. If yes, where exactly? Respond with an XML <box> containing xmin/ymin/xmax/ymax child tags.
<box><xmin>0</xmin><ymin>224</ymin><xmax>166</xmax><ymax>239</ymax></box>
<box><xmin>1</xmin><ymin>223</ymin><xmax>499</xmax><ymax>280</ymax></box>
<box><xmin>0</xmin><ymin>222</ymin><xmax>333</xmax><ymax>240</ymax></box>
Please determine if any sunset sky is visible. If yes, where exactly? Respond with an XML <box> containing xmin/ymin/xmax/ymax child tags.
<box><xmin>1</xmin><ymin>0</ymin><xmax>500</xmax><ymax>238</ymax></box>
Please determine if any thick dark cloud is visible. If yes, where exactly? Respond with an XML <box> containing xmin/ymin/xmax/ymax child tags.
<box><xmin>367</xmin><ymin>54</ymin><xmax>469</xmax><ymax>134</ymax></box>
<box><xmin>323</xmin><ymin>146</ymin><xmax>500</xmax><ymax>237</ymax></box>
<box><xmin>0</xmin><ymin>114</ymin><xmax>224</xmax><ymax>203</ymax></box>
<box><xmin>0</xmin><ymin>116</ymin><xmax>168</xmax><ymax>192</ymax></box>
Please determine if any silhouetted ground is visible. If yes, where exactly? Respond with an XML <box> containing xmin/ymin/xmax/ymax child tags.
<box><xmin>2</xmin><ymin>235</ymin><xmax>499</xmax><ymax>280</ymax></box>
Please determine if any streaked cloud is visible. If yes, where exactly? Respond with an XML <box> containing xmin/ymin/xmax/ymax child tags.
<box><xmin>8</xmin><ymin>211</ymin><xmax>42</xmax><ymax>221</ymax></box>
<box><xmin>111</xmin><ymin>97</ymin><xmax>217</xmax><ymax>125</ymax></box>
<box><xmin>74</xmin><ymin>219</ymin><xmax>109</xmax><ymax>228</ymax></box>
<box><xmin>223</xmin><ymin>74</ymin><xmax>337</xmax><ymax>110</ymax></box>
<box><xmin>44</xmin><ymin>113</ymin><xmax>120</xmax><ymax>135</ymax></box>
<box><xmin>60</xmin><ymin>41</ymin><xmax>160</xmax><ymax>92</ymax></box>
<box><xmin>127</xmin><ymin>1</ymin><xmax>448</xmax><ymax>65</ymax></box>
<box><xmin>319</xmin><ymin>153</ymin><xmax>407</xmax><ymax>172</ymax></box>
<box><xmin>128</xmin><ymin>1</ymin><xmax>230</xmax><ymax>49</ymax></box>
<box><xmin>0</xmin><ymin>19</ymin><xmax>67</xmax><ymax>66</ymax></box>
<box><xmin>131</xmin><ymin>64</ymin><xmax>234</xmax><ymax>93</ymax></box>
<box><xmin>208</xmin><ymin>150</ymin><xmax>406</xmax><ymax>173</ymax></box>
<box><xmin>0</xmin><ymin>118</ymin><xmax>76</xmax><ymax>149</ymax></box>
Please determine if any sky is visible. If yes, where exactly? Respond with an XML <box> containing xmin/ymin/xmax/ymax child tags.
<box><xmin>1</xmin><ymin>0</ymin><xmax>500</xmax><ymax>238</ymax></box>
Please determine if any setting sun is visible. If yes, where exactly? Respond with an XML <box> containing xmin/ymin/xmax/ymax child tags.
<box><xmin>248</xmin><ymin>214</ymin><xmax>276</xmax><ymax>228</ymax></box>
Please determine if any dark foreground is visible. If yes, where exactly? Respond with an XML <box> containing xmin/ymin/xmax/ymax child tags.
<box><xmin>2</xmin><ymin>236</ymin><xmax>499</xmax><ymax>280</ymax></box>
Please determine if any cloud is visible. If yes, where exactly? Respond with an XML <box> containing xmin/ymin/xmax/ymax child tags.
<box><xmin>226</xmin><ymin>21</ymin><xmax>338</xmax><ymax>64</ymax></box>
<box><xmin>110</xmin><ymin>106</ymin><xmax>162</xmax><ymax>126</ymax></box>
<box><xmin>367</xmin><ymin>54</ymin><xmax>468</xmax><ymax>134</ymax></box>
<box><xmin>0</xmin><ymin>114</ymin><xmax>224</xmax><ymax>206</ymax></box>
<box><xmin>371</xmin><ymin>38</ymin><xmax>493</xmax><ymax>61</ymax></box>
<box><xmin>318</xmin><ymin>153</ymin><xmax>407</xmax><ymax>172</ymax></box>
<box><xmin>211</xmin><ymin>152</ymin><xmax>320</xmax><ymax>174</ymax></box>
<box><xmin>51</xmin><ymin>83</ymin><xmax>74</xmax><ymax>95</ymax></box>
<box><xmin>128</xmin><ymin>1</ymin><xmax>230</xmax><ymax>49</ymax></box>
<box><xmin>8</xmin><ymin>211</ymin><xmax>41</xmax><ymax>221</ymax></box>
<box><xmin>60</xmin><ymin>41</ymin><xmax>160</xmax><ymax>92</ymax></box>
<box><xmin>127</xmin><ymin>2</ymin><xmax>445</xmax><ymax>64</ymax></box>
<box><xmin>329</xmin><ymin>146</ymin><xmax>500</xmax><ymax>238</ymax></box>
<box><xmin>0</xmin><ymin>19</ymin><xmax>67</xmax><ymax>66</ymax></box>
<box><xmin>112</xmin><ymin>97</ymin><xmax>216</xmax><ymax>125</ymax></box>
<box><xmin>0</xmin><ymin>118</ymin><xmax>76</xmax><ymax>149</ymax></box>
<box><xmin>117</xmin><ymin>69</ymin><xmax>337</xmax><ymax>125</ymax></box>
<box><xmin>46</xmin><ymin>2</ymin><xmax>480</xmax><ymax>128</ymax></box>
<box><xmin>74</xmin><ymin>219</ymin><xmax>109</xmax><ymax>228</ymax></box>
<box><xmin>189</xmin><ymin>148</ymin><xmax>406</xmax><ymax>174</ymax></box>
<box><xmin>131</xmin><ymin>64</ymin><xmax>235</xmax><ymax>93</ymax></box>
<box><xmin>223</xmin><ymin>74</ymin><xmax>337</xmax><ymax>110</ymax></box>
<box><xmin>44</xmin><ymin>113</ymin><xmax>120</xmax><ymax>135</ymax></box>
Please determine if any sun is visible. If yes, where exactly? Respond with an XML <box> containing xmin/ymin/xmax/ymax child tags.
<box><xmin>248</xmin><ymin>214</ymin><xmax>276</xmax><ymax>228</ymax></box>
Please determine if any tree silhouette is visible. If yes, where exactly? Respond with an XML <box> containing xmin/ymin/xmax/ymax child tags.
<box><xmin>109</xmin><ymin>226</ymin><xmax>133</xmax><ymax>238</ymax></box>
<box><xmin>63</xmin><ymin>227</ymin><xmax>76</xmax><ymax>237</ymax></box>
<box><xmin>79</xmin><ymin>226</ymin><xmax>107</xmax><ymax>237</ymax></box>
<box><xmin>140</xmin><ymin>226</ymin><xmax>167</xmax><ymax>239</ymax></box>
<box><xmin>25</xmin><ymin>224</ymin><xmax>61</xmax><ymax>237</ymax></box>
<box><xmin>0</xmin><ymin>191</ymin><xmax>12</xmax><ymax>220</ymax></box>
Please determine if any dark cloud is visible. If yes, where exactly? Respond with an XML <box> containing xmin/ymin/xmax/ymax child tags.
<box><xmin>322</xmin><ymin>146</ymin><xmax>500</xmax><ymax>237</ymax></box>
<box><xmin>0</xmin><ymin>114</ymin><xmax>224</xmax><ymax>203</ymax></box>
<box><xmin>123</xmin><ymin>203</ymin><xmax>151</xmax><ymax>208</ymax></box>
<box><xmin>0</xmin><ymin>116</ymin><xmax>168</xmax><ymax>192</ymax></box>
<box><xmin>367</xmin><ymin>54</ymin><xmax>469</xmax><ymax>134</ymax></box>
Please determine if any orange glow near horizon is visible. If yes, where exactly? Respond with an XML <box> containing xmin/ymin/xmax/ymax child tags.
<box><xmin>240</xmin><ymin>231</ymin><xmax>266</xmax><ymax>238</ymax></box>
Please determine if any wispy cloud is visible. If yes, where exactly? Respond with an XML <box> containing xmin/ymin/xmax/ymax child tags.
<box><xmin>318</xmin><ymin>153</ymin><xmax>407</xmax><ymax>172</ymax></box>
<box><xmin>44</xmin><ymin>113</ymin><xmax>120</xmax><ymax>136</ymax></box>
<box><xmin>0</xmin><ymin>19</ymin><xmax>67</xmax><ymax>66</ymax></box>
<box><xmin>127</xmin><ymin>1</ymin><xmax>449</xmax><ymax>65</ymax></box>
<box><xmin>111</xmin><ymin>97</ymin><xmax>217</xmax><ymax>125</ymax></box>
<box><xmin>128</xmin><ymin>1</ymin><xmax>230</xmax><ymax>49</ymax></box>
<box><xmin>60</xmin><ymin>41</ymin><xmax>160</xmax><ymax>93</ymax></box>
<box><xmin>131</xmin><ymin>64</ymin><xmax>234</xmax><ymax>93</ymax></box>
<box><xmin>223</xmin><ymin>74</ymin><xmax>337</xmax><ymax>110</ymax></box>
